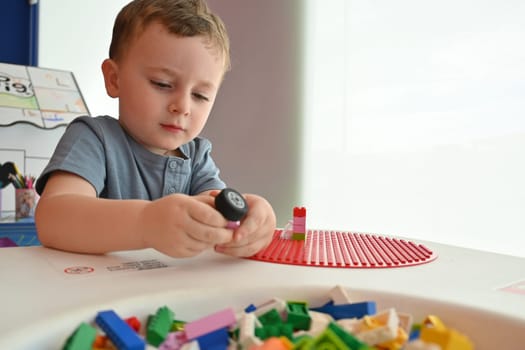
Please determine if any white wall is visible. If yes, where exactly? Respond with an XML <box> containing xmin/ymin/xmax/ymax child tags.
<box><xmin>203</xmin><ymin>0</ymin><xmax>303</xmax><ymax>226</ymax></box>
<box><xmin>39</xmin><ymin>0</ymin><xmax>128</xmax><ymax>117</ymax></box>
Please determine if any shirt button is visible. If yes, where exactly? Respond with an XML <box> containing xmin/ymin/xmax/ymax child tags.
<box><xmin>168</xmin><ymin>187</ymin><xmax>176</xmax><ymax>194</ymax></box>
<box><xmin>169</xmin><ymin>161</ymin><xmax>177</xmax><ymax>169</ymax></box>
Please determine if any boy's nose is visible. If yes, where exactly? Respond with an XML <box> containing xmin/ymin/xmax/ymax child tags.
<box><xmin>168</xmin><ymin>93</ymin><xmax>190</xmax><ymax>116</ymax></box>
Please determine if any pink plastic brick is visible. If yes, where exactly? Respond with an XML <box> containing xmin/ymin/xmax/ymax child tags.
<box><xmin>184</xmin><ymin>307</ymin><xmax>236</xmax><ymax>340</ymax></box>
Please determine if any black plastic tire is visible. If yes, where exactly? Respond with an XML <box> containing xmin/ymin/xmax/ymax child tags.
<box><xmin>215</xmin><ymin>188</ymin><xmax>248</xmax><ymax>221</ymax></box>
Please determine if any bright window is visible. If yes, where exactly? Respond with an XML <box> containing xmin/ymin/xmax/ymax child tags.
<box><xmin>302</xmin><ymin>0</ymin><xmax>525</xmax><ymax>257</ymax></box>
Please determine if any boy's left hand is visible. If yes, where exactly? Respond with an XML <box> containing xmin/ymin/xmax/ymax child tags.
<box><xmin>214</xmin><ymin>193</ymin><xmax>276</xmax><ymax>257</ymax></box>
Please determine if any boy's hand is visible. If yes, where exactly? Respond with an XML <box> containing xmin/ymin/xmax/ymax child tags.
<box><xmin>214</xmin><ymin>193</ymin><xmax>276</xmax><ymax>257</ymax></box>
<box><xmin>139</xmin><ymin>193</ymin><xmax>234</xmax><ymax>258</ymax></box>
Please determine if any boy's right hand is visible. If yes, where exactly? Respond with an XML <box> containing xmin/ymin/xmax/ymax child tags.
<box><xmin>139</xmin><ymin>193</ymin><xmax>234</xmax><ymax>258</ymax></box>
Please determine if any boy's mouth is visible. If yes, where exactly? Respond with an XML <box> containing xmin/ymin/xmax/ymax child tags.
<box><xmin>160</xmin><ymin>123</ymin><xmax>185</xmax><ymax>133</ymax></box>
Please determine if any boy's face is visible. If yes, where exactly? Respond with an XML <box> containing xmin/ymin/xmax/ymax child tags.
<box><xmin>102</xmin><ymin>21</ymin><xmax>225</xmax><ymax>156</ymax></box>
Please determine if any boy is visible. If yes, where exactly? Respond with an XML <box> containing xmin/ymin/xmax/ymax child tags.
<box><xmin>35</xmin><ymin>0</ymin><xmax>276</xmax><ymax>258</ymax></box>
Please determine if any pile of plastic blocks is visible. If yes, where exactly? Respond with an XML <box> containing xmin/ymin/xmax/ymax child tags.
<box><xmin>62</xmin><ymin>285</ymin><xmax>473</xmax><ymax>350</ymax></box>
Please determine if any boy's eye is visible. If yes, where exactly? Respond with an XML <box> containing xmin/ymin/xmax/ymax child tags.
<box><xmin>193</xmin><ymin>93</ymin><xmax>209</xmax><ymax>102</ymax></box>
<box><xmin>150</xmin><ymin>80</ymin><xmax>172</xmax><ymax>89</ymax></box>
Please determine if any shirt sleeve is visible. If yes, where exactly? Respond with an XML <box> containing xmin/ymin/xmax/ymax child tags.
<box><xmin>35</xmin><ymin>117</ymin><xmax>107</xmax><ymax>195</ymax></box>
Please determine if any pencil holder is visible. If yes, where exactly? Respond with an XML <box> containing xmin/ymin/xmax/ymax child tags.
<box><xmin>15</xmin><ymin>188</ymin><xmax>38</xmax><ymax>220</ymax></box>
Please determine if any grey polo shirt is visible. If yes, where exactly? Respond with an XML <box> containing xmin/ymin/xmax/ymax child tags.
<box><xmin>36</xmin><ymin>116</ymin><xmax>226</xmax><ymax>199</ymax></box>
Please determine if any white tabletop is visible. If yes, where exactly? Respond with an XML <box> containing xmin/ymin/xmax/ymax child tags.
<box><xmin>1</xmin><ymin>239</ymin><xmax>524</xmax><ymax>349</ymax></box>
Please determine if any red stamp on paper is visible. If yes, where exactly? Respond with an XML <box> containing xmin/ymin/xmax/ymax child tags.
<box><xmin>64</xmin><ymin>266</ymin><xmax>95</xmax><ymax>274</ymax></box>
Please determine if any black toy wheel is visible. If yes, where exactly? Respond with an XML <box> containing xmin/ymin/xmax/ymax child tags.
<box><xmin>215</xmin><ymin>188</ymin><xmax>248</xmax><ymax>221</ymax></box>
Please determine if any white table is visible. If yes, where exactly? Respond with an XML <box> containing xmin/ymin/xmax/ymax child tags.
<box><xmin>1</xmin><ymin>239</ymin><xmax>524</xmax><ymax>349</ymax></box>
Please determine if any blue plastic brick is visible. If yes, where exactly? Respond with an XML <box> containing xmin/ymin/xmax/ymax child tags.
<box><xmin>195</xmin><ymin>327</ymin><xmax>229</xmax><ymax>350</ymax></box>
<box><xmin>409</xmin><ymin>324</ymin><xmax>421</xmax><ymax>341</ymax></box>
<box><xmin>95</xmin><ymin>310</ymin><xmax>145</xmax><ymax>350</ymax></box>
<box><xmin>244</xmin><ymin>303</ymin><xmax>257</xmax><ymax>313</ymax></box>
<box><xmin>310</xmin><ymin>301</ymin><xmax>376</xmax><ymax>320</ymax></box>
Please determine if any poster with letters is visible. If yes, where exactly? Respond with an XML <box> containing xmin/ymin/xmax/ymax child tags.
<box><xmin>0</xmin><ymin>62</ymin><xmax>90</xmax><ymax>129</ymax></box>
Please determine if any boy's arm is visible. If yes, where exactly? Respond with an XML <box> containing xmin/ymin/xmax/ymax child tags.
<box><xmin>35</xmin><ymin>171</ymin><xmax>234</xmax><ymax>256</ymax></box>
<box><xmin>35</xmin><ymin>171</ymin><xmax>148</xmax><ymax>253</ymax></box>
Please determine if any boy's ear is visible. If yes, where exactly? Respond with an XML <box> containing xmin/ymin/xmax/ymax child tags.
<box><xmin>101</xmin><ymin>59</ymin><xmax>119</xmax><ymax>98</ymax></box>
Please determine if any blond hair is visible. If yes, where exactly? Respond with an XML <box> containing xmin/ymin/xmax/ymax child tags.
<box><xmin>109</xmin><ymin>0</ymin><xmax>231</xmax><ymax>72</ymax></box>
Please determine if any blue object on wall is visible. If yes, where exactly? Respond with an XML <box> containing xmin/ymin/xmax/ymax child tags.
<box><xmin>0</xmin><ymin>0</ymin><xmax>39</xmax><ymax>66</ymax></box>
